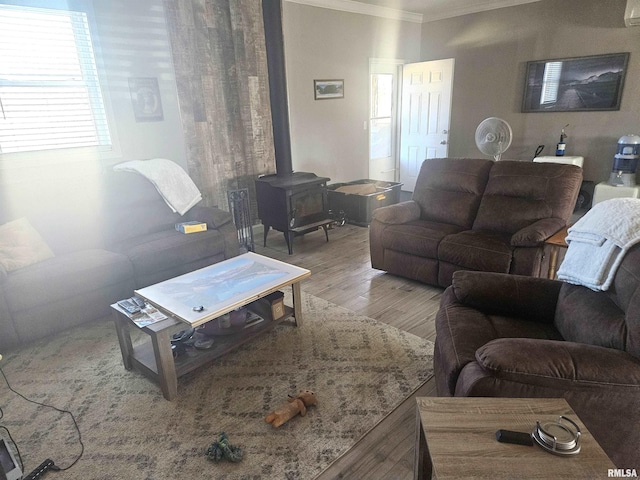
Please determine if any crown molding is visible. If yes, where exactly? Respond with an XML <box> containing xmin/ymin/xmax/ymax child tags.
<box><xmin>421</xmin><ymin>0</ymin><xmax>543</xmax><ymax>23</ymax></box>
<box><xmin>285</xmin><ymin>0</ymin><xmax>423</xmax><ymax>24</ymax></box>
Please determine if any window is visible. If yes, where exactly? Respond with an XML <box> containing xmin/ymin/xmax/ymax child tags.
<box><xmin>540</xmin><ymin>61</ymin><xmax>563</xmax><ymax>105</ymax></box>
<box><xmin>370</xmin><ymin>73</ymin><xmax>393</xmax><ymax>160</ymax></box>
<box><xmin>0</xmin><ymin>4</ymin><xmax>111</xmax><ymax>154</ymax></box>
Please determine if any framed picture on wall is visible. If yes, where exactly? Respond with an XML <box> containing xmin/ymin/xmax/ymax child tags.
<box><xmin>129</xmin><ymin>77</ymin><xmax>164</xmax><ymax>121</ymax></box>
<box><xmin>314</xmin><ymin>79</ymin><xmax>344</xmax><ymax>100</ymax></box>
<box><xmin>522</xmin><ymin>52</ymin><xmax>629</xmax><ymax>112</ymax></box>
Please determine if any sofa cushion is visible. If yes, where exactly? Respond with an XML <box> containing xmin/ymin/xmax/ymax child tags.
<box><xmin>371</xmin><ymin>200</ymin><xmax>420</xmax><ymax>225</ymax></box>
<box><xmin>4</xmin><ymin>249</ymin><xmax>133</xmax><ymax>312</ymax></box>
<box><xmin>473</xmin><ymin>161</ymin><xmax>582</xmax><ymax>235</ymax></box>
<box><xmin>438</xmin><ymin>230</ymin><xmax>512</xmax><ymax>273</ymax></box>
<box><xmin>112</xmin><ymin>229</ymin><xmax>227</xmax><ymax>284</ymax></box>
<box><xmin>555</xmin><ymin>283</ymin><xmax>629</xmax><ymax>352</ymax></box>
<box><xmin>475</xmin><ymin>338</ymin><xmax>640</xmax><ymax>387</ymax></box>
<box><xmin>554</xmin><ymin>244</ymin><xmax>640</xmax><ymax>359</ymax></box>
<box><xmin>412</xmin><ymin>158</ymin><xmax>493</xmax><ymax>229</ymax></box>
<box><xmin>0</xmin><ymin>217</ymin><xmax>54</xmax><ymax>272</ymax></box>
<box><xmin>380</xmin><ymin>220</ymin><xmax>462</xmax><ymax>258</ymax></box>
<box><xmin>435</xmin><ymin>286</ymin><xmax>563</xmax><ymax>395</ymax></box>
<box><xmin>102</xmin><ymin>171</ymin><xmax>183</xmax><ymax>245</ymax></box>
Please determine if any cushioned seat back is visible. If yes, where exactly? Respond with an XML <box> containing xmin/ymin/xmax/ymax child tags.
<box><xmin>472</xmin><ymin>161</ymin><xmax>582</xmax><ymax>235</ymax></box>
<box><xmin>0</xmin><ymin>172</ymin><xmax>107</xmax><ymax>255</ymax></box>
<box><xmin>412</xmin><ymin>158</ymin><xmax>493</xmax><ymax>229</ymax></box>
<box><xmin>102</xmin><ymin>171</ymin><xmax>182</xmax><ymax>246</ymax></box>
<box><xmin>555</xmin><ymin>243</ymin><xmax>640</xmax><ymax>359</ymax></box>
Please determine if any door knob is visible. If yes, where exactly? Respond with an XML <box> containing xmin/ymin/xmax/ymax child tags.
<box><xmin>443</xmin><ymin>130</ymin><xmax>448</xmax><ymax>134</ymax></box>
<box><xmin>440</xmin><ymin>140</ymin><xmax>447</xmax><ymax>145</ymax></box>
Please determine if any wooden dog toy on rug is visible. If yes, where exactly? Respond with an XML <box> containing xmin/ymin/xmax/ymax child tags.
<box><xmin>265</xmin><ymin>390</ymin><xmax>318</xmax><ymax>428</ymax></box>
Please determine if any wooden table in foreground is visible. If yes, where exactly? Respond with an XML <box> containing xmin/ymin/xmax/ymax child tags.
<box><xmin>111</xmin><ymin>252</ymin><xmax>310</xmax><ymax>401</ymax></box>
<box><xmin>414</xmin><ymin>397</ymin><xmax>615</xmax><ymax>480</ymax></box>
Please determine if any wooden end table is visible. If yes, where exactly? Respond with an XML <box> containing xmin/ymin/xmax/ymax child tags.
<box><xmin>545</xmin><ymin>226</ymin><xmax>569</xmax><ymax>279</ymax></box>
<box><xmin>414</xmin><ymin>397</ymin><xmax>615</xmax><ymax>480</ymax></box>
<box><xmin>111</xmin><ymin>252</ymin><xmax>310</xmax><ymax>400</ymax></box>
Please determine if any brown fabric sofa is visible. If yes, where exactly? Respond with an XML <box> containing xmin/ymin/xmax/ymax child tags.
<box><xmin>0</xmin><ymin>171</ymin><xmax>239</xmax><ymax>351</ymax></box>
<box><xmin>433</xmin><ymin>243</ymin><xmax>640</xmax><ymax>468</ymax></box>
<box><xmin>370</xmin><ymin>158</ymin><xmax>583</xmax><ymax>287</ymax></box>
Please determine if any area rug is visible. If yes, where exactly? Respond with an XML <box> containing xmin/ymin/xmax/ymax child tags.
<box><xmin>0</xmin><ymin>293</ymin><xmax>434</xmax><ymax>479</ymax></box>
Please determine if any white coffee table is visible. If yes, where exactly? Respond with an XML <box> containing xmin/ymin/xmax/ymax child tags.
<box><xmin>111</xmin><ymin>252</ymin><xmax>310</xmax><ymax>400</ymax></box>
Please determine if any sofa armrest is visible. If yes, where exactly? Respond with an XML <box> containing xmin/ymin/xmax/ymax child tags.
<box><xmin>476</xmin><ymin>338</ymin><xmax>640</xmax><ymax>387</ymax></box>
<box><xmin>451</xmin><ymin>270</ymin><xmax>561</xmax><ymax>323</ymax></box>
<box><xmin>371</xmin><ymin>200</ymin><xmax>420</xmax><ymax>225</ymax></box>
<box><xmin>511</xmin><ymin>218</ymin><xmax>566</xmax><ymax>247</ymax></box>
<box><xmin>185</xmin><ymin>205</ymin><xmax>233</xmax><ymax>229</ymax></box>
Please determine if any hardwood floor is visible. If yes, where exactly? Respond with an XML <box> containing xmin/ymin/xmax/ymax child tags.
<box><xmin>254</xmin><ymin>223</ymin><xmax>442</xmax><ymax>480</ymax></box>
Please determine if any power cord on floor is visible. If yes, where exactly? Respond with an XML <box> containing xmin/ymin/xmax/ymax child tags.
<box><xmin>0</xmin><ymin>365</ymin><xmax>84</xmax><ymax>473</ymax></box>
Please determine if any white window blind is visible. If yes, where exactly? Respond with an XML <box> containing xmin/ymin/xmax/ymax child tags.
<box><xmin>0</xmin><ymin>5</ymin><xmax>111</xmax><ymax>154</ymax></box>
<box><xmin>540</xmin><ymin>61</ymin><xmax>563</xmax><ymax>105</ymax></box>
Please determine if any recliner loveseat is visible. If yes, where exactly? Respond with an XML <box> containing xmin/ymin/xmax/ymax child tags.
<box><xmin>433</xmin><ymin>243</ymin><xmax>640</xmax><ymax>468</ymax></box>
<box><xmin>0</xmin><ymin>170</ymin><xmax>239</xmax><ymax>351</ymax></box>
<box><xmin>369</xmin><ymin>158</ymin><xmax>582</xmax><ymax>287</ymax></box>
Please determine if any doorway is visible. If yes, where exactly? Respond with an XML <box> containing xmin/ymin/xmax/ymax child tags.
<box><xmin>399</xmin><ymin>58</ymin><xmax>455</xmax><ymax>192</ymax></box>
<box><xmin>369</xmin><ymin>59</ymin><xmax>402</xmax><ymax>182</ymax></box>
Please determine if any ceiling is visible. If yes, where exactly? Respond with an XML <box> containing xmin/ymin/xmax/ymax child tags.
<box><xmin>288</xmin><ymin>0</ymin><xmax>544</xmax><ymax>23</ymax></box>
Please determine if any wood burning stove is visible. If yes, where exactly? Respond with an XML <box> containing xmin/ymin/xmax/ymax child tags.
<box><xmin>255</xmin><ymin>172</ymin><xmax>332</xmax><ymax>254</ymax></box>
<box><xmin>256</xmin><ymin>0</ymin><xmax>333</xmax><ymax>254</ymax></box>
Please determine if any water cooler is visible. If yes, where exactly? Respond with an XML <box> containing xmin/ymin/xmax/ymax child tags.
<box><xmin>593</xmin><ymin>135</ymin><xmax>640</xmax><ymax>205</ymax></box>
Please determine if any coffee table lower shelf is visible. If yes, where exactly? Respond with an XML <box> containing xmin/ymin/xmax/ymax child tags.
<box><xmin>112</xmin><ymin>302</ymin><xmax>295</xmax><ymax>400</ymax></box>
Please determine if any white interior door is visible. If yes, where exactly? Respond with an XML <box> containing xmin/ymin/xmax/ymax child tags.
<box><xmin>399</xmin><ymin>58</ymin><xmax>454</xmax><ymax>192</ymax></box>
<box><xmin>369</xmin><ymin>59</ymin><xmax>402</xmax><ymax>182</ymax></box>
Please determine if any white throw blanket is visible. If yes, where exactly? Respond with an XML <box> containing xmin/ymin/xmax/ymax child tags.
<box><xmin>557</xmin><ymin>198</ymin><xmax>640</xmax><ymax>291</ymax></box>
<box><xmin>114</xmin><ymin>158</ymin><xmax>202</xmax><ymax>215</ymax></box>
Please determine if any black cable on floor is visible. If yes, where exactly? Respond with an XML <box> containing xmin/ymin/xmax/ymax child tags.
<box><xmin>0</xmin><ymin>366</ymin><xmax>84</xmax><ymax>471</ymax></box>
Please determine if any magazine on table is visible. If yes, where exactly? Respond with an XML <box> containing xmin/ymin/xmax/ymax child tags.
<box><xmin>120</xmin><ymin>303</ymin><xmax>168</xmax><ymax>328</ymax></box>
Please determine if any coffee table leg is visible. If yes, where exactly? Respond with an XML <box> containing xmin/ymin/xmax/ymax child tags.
<box><xmin>151</xmin><ymin>328</ymin><xmax>178</xmax><ymax>401</ymax></box>
<box><xmin>113</xmin><ymin>310</ymin><xmax>133</xmax><ymax>370</ymax></box>
<box><xmin>292</xmin><ymin>281</ymin><xmax>303</xmax><ymax>326</ymax></box>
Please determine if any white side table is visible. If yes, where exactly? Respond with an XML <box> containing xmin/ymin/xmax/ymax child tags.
<box><xmin>593</xmin><ymin>182</ymin><xmax>640</xmax><ymax>205</ymax></box>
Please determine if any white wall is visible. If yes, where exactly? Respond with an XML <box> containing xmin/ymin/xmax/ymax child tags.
<box><xmin>282</xmin><ymin>2</ymin><xmax>421</xmax><ymax>183</ymax></box>
<box><xmin>420</xmin><ymin>0</ymin><xmax>640</xmax><ymax>183</ymax></box>
<box><xmin>0</xmin><ymin>0</ymin><xmax>186</xmax><ymax>186</ymax></box>
<box><xmin>93</xmin><ymin>0</ymin><xmax>186</xmax><ymax>170</ymax></box>
<box><xmin>0</xmin><ymin>0</ymin><xmax>186</xmax><ymax>223</ymax></box>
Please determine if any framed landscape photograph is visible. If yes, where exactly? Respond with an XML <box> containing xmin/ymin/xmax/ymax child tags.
<box><xmin>522</xmin><ymin>52</ymin><xmax>629</xmax><ymax>112</ymax></box>
<box><xmin>314</xmin><ymin>79</ymin><xmax>344</xmax><ymax>100</ymax></box>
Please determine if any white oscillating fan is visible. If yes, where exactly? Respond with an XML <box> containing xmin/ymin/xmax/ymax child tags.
<box><xmin>475</xmin><ymin>117</ymin><xmax>513</xmax><ymax>161</ymax></box>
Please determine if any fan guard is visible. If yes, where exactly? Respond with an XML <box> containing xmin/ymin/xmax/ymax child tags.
<box><xmin>475</xmin><ymin>117</ymin><xmax>513</xmax><ymax>161</ymax></box>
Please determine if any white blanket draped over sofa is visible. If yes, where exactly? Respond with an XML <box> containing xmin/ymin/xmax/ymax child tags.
<box><xmin>558</xmin><ymin>198</ymin><xmax>640</xmax><ymax>291</ymax></box>
<box><xmin>114</xmin><ymin>158</ymin><xmax>202</xmax><ymax>215</ymax></box>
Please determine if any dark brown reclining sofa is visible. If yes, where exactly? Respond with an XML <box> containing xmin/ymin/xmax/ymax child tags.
<box><xmin>433</xmin><ymin>243</ymin><xmax>640</xmax><ymax>468</ymax></box>
<box><xmin>370</xmin><ymin>158</ymin><xmax>582</xmax><ymax>287</ymax></box>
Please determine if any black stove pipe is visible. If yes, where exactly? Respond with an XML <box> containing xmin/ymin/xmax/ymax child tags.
<box><xmin>262</xmin><ymin>0</ymin><xmax>293</xmax><ymax>177</ymax></box>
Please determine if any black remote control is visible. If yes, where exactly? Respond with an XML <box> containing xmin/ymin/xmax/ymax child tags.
<box><xmin>495</xmin><ymin>429</ymin><xmax>534</xmax><ymax>446</ymax></box>
<box><xmin>24</xmin><ymin>459</ymin><xmax>58</xmax><ymax>480</ymax></box>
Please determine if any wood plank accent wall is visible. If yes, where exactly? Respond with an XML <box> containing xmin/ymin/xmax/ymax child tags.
<box><xmin>163</xmin><ymin>0</ymin><xmax>275</xmax><ymax>212</ymax></box>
